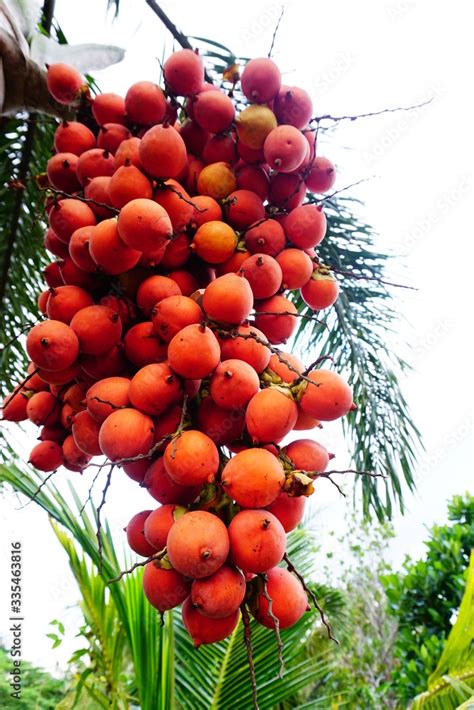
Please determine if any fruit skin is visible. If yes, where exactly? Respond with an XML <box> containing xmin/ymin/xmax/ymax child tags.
<box><xmin>164</xmin><ymin>430</ymin><xmax>219</xmax><ymax>486</ymax></box>
<box><xmin>26</xmin><ymin>320</ymin><xmax>79</xmax><ymax>372</ymax></box>
<box><xmin>168</xmin><ymin>324</ymin><xmax>220</xmax><ymax>379</ymax></box>
<box><xmin>98</xmin><ymin>408</ymin><xmax>154</xmax><ymax>461</ymax></box>
<box><xmin>163</xmin><ymin>49</ymin><xmax>204</xmax><ymax>96</ymax></box>
<box><xmin>298</xmin><ymin>369</ymin><xmax>353</xmax><ymax>421</ymax></box>
<box><xmin>46</xmin><ymin>285</ymin><xmax>94</xmax><ymax>324</ymax></box>
<box><xmin>266</xmin><ymin>492</ymin><xmax>306</xmax><ymax>532</ymax></box>
<box><xmin>72</xmin><ymin>409</ymin><xmax>102</xmax><ymax>456</ymax></box>
<box><xmin>202</xmin><ymin>273</ymin><xmax>253</xmax><ymax>325</ymax></box>
<box><xmin>144</xmin><ymin>504</ymin><xmax>187</xmax><ymax>551</ymax></box>
<box><xmin>108</xmin><ymin>165</ymin><xmax>153</xmax><ymax>208</ymax></box>
<box><xmin>46</xmin><ymin>63</ymin><xmax>84</xmax><ymax>104</ymax></box>
<box><xmin>62</xmin><ymin>434</ymin><xmax>91</xmax><ymax>471</ymax></box>
<box><xmin>269</xmin><ymin>172</ymin><xmax>306</xmax><ymax>210</ymax></box>
<box><xmin>244</xmin><ymin>219</ymin><xmax>286</xmax><ymax>257</ymax></box>
<box><xmin>143</xmin><ymin>561</ymin><xmax>191</xmax><ymax>612</ymax></box>
<box><xmin>305</xmin><ymin>156</ymin><xmax>336</xmax><ymax>193</ymax></box>
<box><xmin>210</xmin><ymin>359</ymin><xmax>260</xmax><ymax>410</ymax></box>
<box><xmin>236</xmin><ymin>104</ymin><xmax>277</xmax><ymax>149</ymax></box>
<box><xmin>117</xmin><ymin>198</ymin><xmax>172</xmax><ymax>253</ymax></box>
<box><xmin>126</xmin><ymin>510</ymin><xmax>157</xmax><ymax>557</ymax></box>
<box><xmin>219</xmin><ymin>324</ymin><xmax>271</xmax><ymax>373</ymax></box>
<box><xmin>193</xmin><ymin>221</ymin><xmax>237</xmax><ymax>264</ymax></box>
<box><xmin>139</xmin><ymin>125</ymin><xmax>187</xmax><ymax>179</ymax></box>
<box><xmin>152</xmin><ymin>295</ymin><xmax>202</xmax><ymax>342</ymax></box>
<box><xmin>228</xmin><ymin>509</ymin><xmax>286</xmax><ymax>573</ymax></box>
<box><xmin>283</xmin><ymin>204</ymin><xmax>327</xmax><ymax>249</ymax></box>
<box><xmin>197</xmin><ymin>396</ymin><xmax>245</xmax><ymax>446</ymax></box>
<box><xmin>28</xmin><ymin>441</ymin><xmax>63</xmax><ymax>471</ymax></box>
<box><xmin>251</xmin><ymin>567</ymin><xmax>309</xmax><ymax>629</ymax></box>
<box><xmin>301</xmin><ymin>270</ymin><xmax>340</xmax><ymax>310</ymax></box>
<box><xmin>240</xmin><ymin>253</ymin><xmax>282</xmax><ymax>299</ymax></box>
<box><xmin>125</xmin><ymin>81</ymin><xmax>167</xmax><ymax>125</ymax></box>
<box><xmin>254</xmin><ymin>295</ymin><xmax>298</xmax><ymax>344</ymax></box>
<box><xmin>182</xmin><ymin>596</ymin><xmax>240</xmax><ymax>647</ymax></box>
<box><xmin>264</xmin><ymin>125</ymin><xmax>308</xmax><ymax>173</ymax></box>
<box><xmin>1</xmin><ymin>388</ymin><xmax>29</xmax><ymax>422</ymax></box>
<box><xmin>92</xmin><ymin>93</ymin><xmax>126</xmax><ymax>125</ymax></box>
<box><xmin>225</xmin><ymin>189</ymin><xmax>265</xmax><ymax>230</ymax></box>
<box><xmin>197</xmin><ymin>162</ymin><xmax>236</xmax><ymax>200</ymax></box>
<box><xmin>273</xmin><ymin>85</ymin><xmax>313</xmax><ymax>129</ymax></box>
<box><xmin>129</xmin><ymin>362</ymin><xmax>182</xmax><ymax>417</ymax></box>
<box><xmin>267</xmin><ymin>351</ymin><xmax>304</xmax><ymax>383</ymax></box>
<box><xmin>276</xmin><ymin>248</ymin><xmax>313</xmax><ymax>290</ymax></box>
<box><xmin>144</xmin><ymin>458</ymin><xmax>200</xmax><ymax>506</ymax></box>
<box><xmin>85</xmin><ymin>376</ymin><xmax>131</xmax><ymax>423</ymax></box>
<box><xmin>167</xmin><ymin>510</ymin><xmax>230</xmax><ymax>579</ymax></box>
<box><xmin>284</xmin><ymin>438</ymin><xmax>330</xmax><ymax>472</ymax></box>
<box><xmin>193</xmin><ymin>91</ymin><xmax>235</xmax><ymax>134</ymax></box>
<box><xmin>49</xmin><ymin>199</ymin><xmax>97</xmax><ymax>244</ymax></box>
<box><xmin>221</xmin><ymin>448</ymin><xmax>285</xmax><ymax>508</ymax></box>
<box><xmin>241</xmin><ymin>58</ymin><xmax>281</xmax><ymax>103</ymax></box>
<box><xmin>26</xmin><ymin>391</ymin><xmax>59</xmax><ymax>426</ymax></box>
<box><xmin>245</xmin><ymin>388</ymin><xmax>298</xmax><ymax>444</ymax></box>
<box><xmin>54</xmin><ymin>121</ymin><xmax>96</xmax><ymax>155</ymax></box>
<box><xmin>70</xmin><ymin>305</ymin><xmax>122</xmax><ymax>356</ymax></box>
<box><xmin>191</xmin><ymin>565</ymin><xmax>246</xmax><ymax>619</ymax></box>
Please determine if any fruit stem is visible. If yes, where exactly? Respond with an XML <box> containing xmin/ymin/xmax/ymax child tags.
<box><xmin>240</xmin><ymin>604</ymin><xmax>260</xmax><ymax>710</ymax></box>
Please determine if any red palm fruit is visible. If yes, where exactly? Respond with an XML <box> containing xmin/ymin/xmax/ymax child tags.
<box><xmin>164</xmin><ymin>430</ymin><xmax>219</xmax><ymax>486</ymax></box>
<box><xmin>182</xmin><ymin>597</ymin><xmax>240</xmax><ymax>647</ymax></box>
<box><xmin>117</xmin><ymin>198</ymin><xmax>172</xmax><ymax>253</ymax></box>
<box><xmin>57</xmin><ymin>258</ymin><xmax>100</xmax><ymax>291</ymax></box>
<box><xmin>237</xmin><ymin>141</ymin><xmax>265</xmax><ymax>164</ymax></box>
<box><xmin>183</xmin><ymin>155</ymin><xmax>203</xmax><ymax>195</ymax></box>
<box><xmin>153</xmin><ymin>404</ymin><xmax>182</xmax><ymax>447</ymax></box>
<box><xmin>92</xmin><ymin>93</ymin><xmax>126</xmax><ymax>125</ymax></box>
<box><xmin>164</xmin><ymin>49</ymin><xmax>204</xmax><ymax>95</ymax></box>
<box><xmin>203</xmin><ymin>134</ymin><xmax>238</xmax><ymax>165</ymax></box>
<box><xmin>193</xmin><ymin>91</ymin><xmax>234</xmax><ymax>134</ymax></box>
<box><xmin>301</xmin><ymin>269</ymin><xmax>340</xmax><ymax>310</ymax></box>
<box><xmin>267</xmin><ymin>351</ymin><xmax>304</xmax><ymax>383</ymax></box>
<box><xmin>126</xmin><ymin>510</ymin><xmax>156</xmax><ymax>557</ymax></box>
<box><xmin>266</xmin><ymin>492</ymin><xmax>306</xmax><ymax>532</ymax></box>
<box><xmin>144</xmin><ymin>458</ymin><xmax>200</xmax><ymax>505</ymax></box>
<box><xmin>136</xmin><ymin>275</ymin><xmax>181</xmax><ymax>315</ymax></box>
<box><xmin>202</xmin><ymin>273</ymin><xmax>253</xmax><ymax>325</ymax></box>
<box><xmin>240</xmin><ymin>253</ymin><xmax>282</xmax><ymax>299</ymax></box>
<box><xmin>297</xmin><ymin>369</ymin><xmax>353</xmax><ymax>421</ymax></box>
<box><xmin>1</xmin><ymin>387</ymin><xmax>29</xmax><ymax>422</ymax></box>
<box><xmin>236</xmin><ymin>105</ymin><xmax>277</xmax><ymax>150</ymax></box>
<box><xmin>46</xmin><ymin>153</ymin><xmax>81</xmax><ymax>192</ymax></box>
<box><xmin>122</xmin><ymin>458</ymin><xmax>149</xmax><ymax>483</ymax></box>
<box><xmin>72</xmin><ymin>409</ymin><xmax>101</xmax><ymax>456</ymax></box>
<box><xmin>76</xmin><ymin>148</ymin><xmax>115</xmax><ymax>186</ymax></box>
<box><xmin>44</xmin><ymin>228</ymin><xmax>69</xmax><ymax>259</ymax></box>
<box><xmin>80</xmin><ymin>345</ymin><xmax>127</xmax><ymax>380</ymax></box>
<box><xmin>70</xmin><ymin>305</ymin><xmax>122</xmax><ymax>355</ymax></box>
<box><xmin>294</xmin><ymin>407</ymin><xmax>320</xmax><ymax>431</ymax></box>
<box><xmin>97</xmin><ymin>123</ymin><xmax>130</xmax><ymax>154</ymax></box>
<box><xmin>26</xmin><ymin>362</ymin><xmax>49</xmax><ymax>392</ymax></box>
<box><xmin>168</xmin><ymin>324</ymin><xmax>220</xmax><ymax>379</ymax></box>
<box><xmin>139</xmin><ymin>125</ymin><xmax>187</xmax><ymax>179</ymax></box>
<box><xmin>254</xmin><ymin>295</ymin><xmax>298</xmax><ymax>344</ymax></box>
<box><xmin>151</xmin><ymin>295</ymin><xmax>202</xmax><ymax>342</ymax></box>
<box><xmin>221</xmin><ymin>448</ymin><xmax>285</xmax><ymax>507</ymax></box>
<box><xmin>85</xmin><ymin>376</ymin><xmax>131</xmax><ymax>423</ymax></box>
<box><xmin>37</xmin><ymin>363</ymin><xmax>79</xmax><ymax>386</ymax></box>
<box><xmin>84</xmin><ymin>176</ymin><xmax>115</xmax><ymax>219</ymax></box>
<box><xmin>284</xmin><ymin>438</ymin><xmax>331</xmax><ymax>472</ymax></box>
<box><xmin>144</xmin><ymin>504</ymin><xmax>187</xmax><ymax>550</ymax></box>
<box><xmin>108</xmin><ymin>165</ymin><xmax>152</xmax><ymax>208</ymax></box>
<box><xmin>251</xmin><ymin>567</ymin><xmax>309</xmax><ymax>629</ymax></box>
<box><xmin>228</xmin><ymin>509</ymin><xmax>285</xmax><ymax>573</ymax></box>
<box><xmin>46</xmin><ymin>63</ymin><xmax>84</xmax><ymax>104</ymax></box>
<box><xmin>244</xmin><ymin>218</ymin><xmax>285</xmax><ymax>257</ymax></box>
<box><xmin>38</xmin><ymin>290</ymin><xmax>49</xmax><ymax>314</ymax></box>
<box><xmin>60</xmin><ymin>402</ymin><xmax>74</xmax><ymax>430</ymax></box>
<box><xmin>192</xmin><ymin>220</ymin><xmax>237</xmax><ymax>264</ymax></box>
<box><xmin>49</xmin><ymin>199</ymin><xmax>96</xmax><ymax>243</ymax></box>
<box><xmin>29</xmin><ymin>441</ymin><xmax>63</xmax><ymax>471</ymax></box>
<box><xmin>43</xmin><ymin>264</ymin><xmax>64</xmax><ymax>290</ymax></box>
<box><xmin>62</xmin><ymin>434</ymin><xmax>92</xmax><ymax>471</ymax></box>
<box><xmin>46</xmin><ymin>285</ymin><xmax>94</xmax><ymax>324</ymax></box>
<box><xmin>27</xmin><ymin>320</ymin><xmax>79</xmax><ymax>371</ymax></box>
<box><xmin>38</xmin><ymin>425</ymin><xmax>67</xmax><ymax>444</ymax></box>
<box><xmin>276</xmin><ymin>248</ymin><xmax>313</xmax><ymax>289</ymax></box>
<box><xmin>99</xmin><ymin>408</ymin><xmax>154</xmax><ymax>461</ymax></box>
<box><xmin>114</xmin><ymin>136</ymin><xmax>142</xmax><ymax>169</ymax></box>
<box><xmin>54</xmin><ymin>121</ymin><xmax>95</xmax><ymax>155</ymax></box>
<box><xmin>185</xmin><ymin>82</ymin><xmax>219</xmax><ymax>119</ymax></box>
<box><xmin>210</xmin><ymin>359</ymin><xmax>259</xmax><ymax>410</ymax></box>
<box><xmin>305</xmin><ymin>156</ymin><xmax>336</xmax><ymax>193</ymax></box>
<box><xmin>241</xmin><ymin>57</ymin><xmax>281</xmax><ymax>103</ymax></box>
<box><xmin>129</xmin><ymin>363</ymin><xmax>182</xmax><ymax>416</ymax></box>
<box><xmin>283</xmin><ymin>204</ymin><xmax>327</xmax><ymax>249</ymax></box>
<box><xmin>246</xmin><ymin>388</ymin><xmax>298</xmax><ymax>443</ymax></box>
<box><xmin>125</xmin><ymin>81</ymin><xmax>167</xmax><ymax>124</ymax></box>
<box><xmin>180</xmin><ymin>119</ymin><xmax>209</xmax><ymax>156</ymax></box>
<box><xmin>26</xmin><ymin>391</ymin><xmax>60</xmax><ymax>426</ymax></box>
<box><xmin>216</xmin><ymin>249</ymin><xmax>251</xmax><ymax>276</ymax></box>
<box><xmin>236</xmin><ymin>164</ymin><xmax>270</xmax><ymax>201</ymax></box>
<box><xmin>62</xmin><ymin>383</ymin><xmax>85</xmax><ymax>410</ymax></box>
<box><xmin>273</xmin><ymin>85</ymin><xmax>313</xmax><ymax>129</ymax></box>
<box><xmin>197</xmin><ymin>161</ymin><xmax>237</xmax><ymax>200</ymax></box>
<box><xmin>225</xmin><ymin>190</ymin><xmax>265</xmax><ymax>230</ymax></box>
<box><xmin>264</xmin><ymin>125</ymin><xmax>307</xmax><ymax>172</ymax></box>
<box><xmin>89</xmin><ymin>218</ymin><xmax>142</xmax><ymax>275</ymax></box>
<box><xmin>167</xmin><ymin>510</ymin><xmax>230</xmax><ymax>578</ymax></box>
<box><xmin>100</xmin><ymin>294</ymin><xmax>136</xmax><ymax>327</ymax></box>
<box><xmin>192</xmin><ymin>565</ymin><xmax>246</xmax><ymax>619</ymax></box>
<box><xmin>138</xmin><ymin>242</ymin><xmax>167</xmax><ymax>268</ymax></box>
<box><xmin>123</xmin><ymin>322</ymin><xmax>166</xmax><ymax>367</ymax></box>
<box><xmin>167</xmin><ymin>269</ymin><xmax>198</xmax><ymax>296</ymax></box>
<box><xmin>197</xmin><ymin>396</ymin><xmax>245</xmax><ymax>445</ymax></box>
<box><xmin>154</xmin><ymin>179</ymin><xmax>194</xmax><ymax>232</ymax></box>
<box><xmin>160</xmin><ymin>233</ymin><xmax>191</xmax><ymax>269</ymax></box>
<box><xmin>219</xmin><ymin>324</ymin><xmax>271</xmax><ymax>373</ymax></box>
<box><xmin>269</xmin><ymin>172</ymin><xmax>306</xmax><ymax>209</ymax></box>
<box><xmin>143</xmin><ymin>561</ymin><xmax>191</xmax><ymax>612</ymax></box>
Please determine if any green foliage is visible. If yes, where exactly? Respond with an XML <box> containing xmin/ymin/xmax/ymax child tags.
<box><xmin>0</xmin><ymin>644</ymin><xmax>65</xmax><ymax>709</ymax></box>
<box><xmin>383</xmin><ymin>493</ymin><xmax>474</xmax><ymax>703</ymax></box>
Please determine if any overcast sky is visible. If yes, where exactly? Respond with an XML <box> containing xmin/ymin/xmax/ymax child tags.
<box><xmin>1</xmin><ymin>0</ymin><xmax>472</xmax><ymax>673</ymax></box>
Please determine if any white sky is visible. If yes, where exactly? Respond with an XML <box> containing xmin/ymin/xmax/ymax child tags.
<box><xmin>0</xmin><ymin>0</ymin><xmax>473</xmax><ymax>674</ymax></box>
